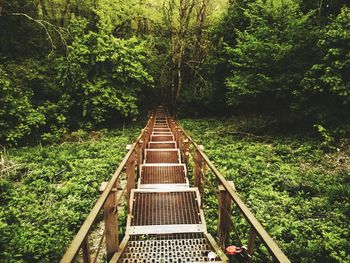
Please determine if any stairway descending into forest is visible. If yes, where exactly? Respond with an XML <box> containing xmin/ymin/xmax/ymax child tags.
<box><xmin>113</xmin><ymin>107</ymin><xmax>226</xmax><ymax>262</ymax></box>
<box><xmin>61</xmin><ymin>106</ymin><xmax>290</xmax><ymax>263</ymax></box>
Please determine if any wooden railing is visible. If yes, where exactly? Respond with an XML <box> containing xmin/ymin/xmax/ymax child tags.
<box><xmin>60</xmin><ymin>115</ymin><xmax>154</xmax><ymax>263</ymax></box>
<box><xmin>169</xmin><ymin>117</ymin><xmax>290</xmax><ymax>263</ymax></box>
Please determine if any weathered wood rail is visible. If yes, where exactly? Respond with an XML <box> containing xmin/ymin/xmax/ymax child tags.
<box><xmin>60</xmin><ymin>106</ymin><xmax>290</xmax><ymax>263</ymax></box>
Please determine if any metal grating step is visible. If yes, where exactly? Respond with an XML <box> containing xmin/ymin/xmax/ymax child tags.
<box><xmin>154</xmin><ymin>124</ymin><xmax>169</xmax><ymax>129</ymax></box>
<box><xmin>140</xmin><ymin>164</ymin><xmax>187</xmax><ymax>185</ymax></box>
<box><xmin>151</xmin><ymin>135</ymin><xmax>174</xmax><ymax>142</ymax></box>
<box><xmin>153</xmin><ymin>128</ymin><xmax>171</xmax><ymax>132</ymax></box>
<box><xmin>118</xmin><ymin>233</ymin><xmax>222</xmax><ymax>262</ymax></box>
<box><xmin>148</xmin><ymin>142</ymin><xmax>176</xmax><ymax>149</ymax></box>
<box><xmin>152</xmin><ymin>132</ymin><xmax>173</xmax><ymax>136</ymax></box>
<box><xmin>131</xmin><ymin>191</ymin><xmax>201</xmax><ymax>226</ymax></box>
<box><xmin>144</xmin><ymin>149</ymin><xmax>180</xmax><ymax>163</ymax></box>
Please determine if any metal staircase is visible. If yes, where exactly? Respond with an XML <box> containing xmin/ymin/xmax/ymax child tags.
<box><xmin>114</xmin><ymin>107</ymin><xmax>226</xmax><ymax>262</ymax></box>
<box><xmin>61</xmin><ymin>106</ymin><xmax>290</xmax><ymax>263</ymax></box>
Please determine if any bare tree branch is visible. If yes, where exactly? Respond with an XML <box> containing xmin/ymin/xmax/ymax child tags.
<box><xmin>8</xmin><ymin>12</ymin><xmax>69</xmax><ymax>54</ymax></box>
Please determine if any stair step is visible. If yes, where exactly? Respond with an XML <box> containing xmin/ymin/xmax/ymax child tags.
<box><xmin>148</xmin><ymin>141</ymin><xmax>177</xmax><ymax>149</ymax></box>
<box><xmin>118</xmin><ymin>233</ymin><xmax>222</xmax><ymax>262</ymax></box>
<box><xmin>153</xmin><ymin>128</ymin><xmax>171</xmax><ymax>132</ymax></box>
<box><xmin>139</xmin><ymin>164</ymin><xmax>187</xmax><ymax>185</ymax></box>
<box><xmin>153</xmin><ymin>125</ymin><xmax>169</xmax><ymax>129</ymax></box>
<box><xmin>130</xmin><ymin>190</ymin><xmax>201</xmax><ymax>227</ymax></box>
<box><xmin>144</xmin><ymin>149</ymin><xmax>180</xmax><ymax>163</ymax></box>
<box><xmin>152</xmin><ymin>132</ymin><xmax>173</xmax><ymax>135</ymax></box>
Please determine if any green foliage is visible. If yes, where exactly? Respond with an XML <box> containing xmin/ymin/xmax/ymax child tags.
<box><xmin>313</xmin><ymin>124</ymin><xmax>336</xmax><ymax>151</ymax></box>
<box><xmin>0</xmin><ymin>11</ymin><xmax>153</xmax><ymax>144</ymax></box>
<box><xmin>0</xmin><ymin>66</ymin><xmax>46</xmax><ymax>144</ymax></box>
<box><xmin>299</xmin><ymin>7</ymin><xmax>350</xmax><ymax>123</ymax></box>
<box><xmin>0</xmin><ymin>124</ymin><xmax>140</xmax><ymax>262</ymax></box>
<box><xmin>57</xmin><ymin>15</ymin><xmax>153</xmax><ymax>126</ymax></box>
<box><xmin>224</xmin><ymin>0</ymin><xmax>316</xmax><ymax>111</ymax></box>
<box><xmin>181</xmin><ymin>118</ymin><xmax>350</xmax><ymax>263</ymax></box>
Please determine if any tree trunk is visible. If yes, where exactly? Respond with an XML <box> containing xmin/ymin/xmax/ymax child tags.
<box><xmin>39</xmin><ymin>0</ymin><xmax>48</xmax><ymax>19</ymax></box>
<box><xmin>0</xmin><ymin>0</ymin><xmax>4</xmax><ymax>16</ymax></box>
<box><xmin>171</xmin><ymin>0</ymin><xmax>195</xmax><ymax>110</ymax></box>
<box><xmin>60</xmin><ymin>0</ymin><xmax>71</xmax><ymax>26</ymax></box>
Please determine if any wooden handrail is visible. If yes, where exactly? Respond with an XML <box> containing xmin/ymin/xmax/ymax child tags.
<box><xmin>176</xmin><ymin>123</ymin><xmax>290</xmax><ymax>263</ymax></box>
<box><xmin>61</xmin><ymin>116</ymin><xmax>154</xmax><ymax>263</ymax></box>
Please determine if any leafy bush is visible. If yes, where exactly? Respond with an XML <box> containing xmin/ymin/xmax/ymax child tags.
<box><xmin>299</xmin><ymin>6</ymin><xmax>350</xmax><ymax>124</ymax></box>
<box><xmin>224</xmin><ymin>0</ymin><xmax>316</xmax><ymax>112</ymax></box>
<box><xmin>56</xmin><ymin>15</ymin><xmax>154</xmax><ymax>127</ymax></box>
<box><xmin>181</xmin><ymin>118</ymin><xmax>350</xmax><ymax>263</ymax></box>
<box><xmin>0</xmin><ymin>124</ymin><xmax>140</xmax><ymax>262</ymax></box>
<box><xmin>0</xmin><ymin>65</ymin><xmax>46</xmax><ymax>144</ymax></box>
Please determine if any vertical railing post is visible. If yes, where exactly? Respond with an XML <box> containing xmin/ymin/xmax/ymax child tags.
<box><xmin>103</xmin><ymin>184</ymin><xmax>118</xmax><ymax>262</ymax></box>
<box><xmin>167</xmin><ymin>116</ymin><xmax>172</xmax><ymax>128</ymax></box>
<box><xmin>247</xmin><ymin>226</ymin><xmax>256</xmax><ymax>261</ymax></box>
<box><xmin>194</xmin><ymin>149</ymin><xmax>202</xmax><ymax>189</ymax></box>
<box><xmin>217</xmin><ymin>184</ymin><xmax>232</xmax><ymax>249</ymax></box>
<box><xmin>144</xmin><ymin>128</ymin><xmax>149</xmax><ymax>145</ymax></box>
<box><xmin>137</xmin><ymin>140</ymin><xmax>143</xmax><ymax>176</ymax></box>
<box><xmin>194</xmin><ymin>146</ymin><xmax>205</xmax><ymax>203</ymax></box>
<box><xmin>170</xmin><ymin>120</ymin><xmax>176</xmax><ymax>134</ymax></box>
<box><xmin>82</xmin><ymin>237</ymin><xmax>91</xmax><ymax>263</ymax></box>
<box><xmin>183</xmin><ymin>138</ymin><xmax>189</xmax><ymax>168</ymax></box>
<box><xmin>176</xmin><ymin>128</ymin><xmax>183</xmax><ymax>151</ymax></box>
<box><xmin>126</xmin><ymin>150</ymin><xmax>136</xmax><ymax>199</ymax></box>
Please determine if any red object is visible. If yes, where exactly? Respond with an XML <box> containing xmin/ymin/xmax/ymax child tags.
<box><xmin>226</xmin><ymin>246</ymin><xmax>243</xmax><ymax>255</ymax></box>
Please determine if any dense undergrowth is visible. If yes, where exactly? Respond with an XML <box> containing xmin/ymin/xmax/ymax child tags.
<box><xmin>0</xmin><ymin>124</ymin><xmax>141</xmax><ymax>262</ymax></box>
<box><xmin>181</xmin><ymin>118</ymin><xmax>350</xmax><ymax>263</ymax></box>
<box><xmin>1</xmin><ymin>117</ymin><xmax>349</xmax><ymax>262</ymax></box>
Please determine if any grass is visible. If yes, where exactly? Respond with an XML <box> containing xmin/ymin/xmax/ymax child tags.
<box><xmin>1</xmin><ymin>116</ymin><xmax>349</xmax><ymax>262</ymax></box>
<box><xmin>0</xmin><ymin>124</ymin><xmax>141</xmax><ymax>262</ymax></box>
<box><xmin>180</xmin><ymin>117</ymin><xmax>350</xmax><ymax>263</ymax></box>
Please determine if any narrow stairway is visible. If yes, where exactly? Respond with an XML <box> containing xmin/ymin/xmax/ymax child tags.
<box><xmin>114</xmin><ymin>107</ymin><xmax>227</xmax><ymax>262</ymax></box>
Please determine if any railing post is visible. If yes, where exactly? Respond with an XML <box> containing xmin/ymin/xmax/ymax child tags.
<box><xmin>137</xmin><ymin>140</ymin><xmax>143</xmax><ymax>175</ymax></box>
<box><xmin>176</xmin><ymin>128</ymin><xmax>183</xmax><ymax>150</ymax></box>
<box><xmin>144</xmin><ymin>128</ymin><xmax>149</xmax><ymax>145</ymax></box>
<box><xmin>126</xmin><ymin>150</ymin><xmax>136</xmax><ymax>199</ymax></box>
<box><xmin>247</xmin><ymin>226</ymin><xmax>256</xmax><ymax>261</ymax></box>
<box><xmin>217</xmin><ymin>184</ymin><xmax>232</xmax><ymax>249</ymax></box>
<box><xmin>103</xmin><ymin>185</ymin><xmax>118</xmax><ymax>261</ymax></box>
<box><xmin>194</xmin><ymin>149</ymin><xmax>202</xmax><ymax>189</ymax></box>
<box><xmin>82</xmin><ymin>237</ymin><xmax>91</xmax><ymax>263</ymax></box>
<box><xmin>194</xmin><ymin>146</ymin><xmax>205</xmax><ymax>202</ymax></box>
<box><xmin>183</xmin><ymin>138</ymin><xmax>189</xmax><ymax>168</ymax></box>
<box><xmin>201</xmin><ymin>160</ymin><xmax>206</xmax><ymax>207</ymax></box>
<box><xmin>170</xmin><ymin>120</ymin><xmax>176</xmax><ymax>133</ymax></box>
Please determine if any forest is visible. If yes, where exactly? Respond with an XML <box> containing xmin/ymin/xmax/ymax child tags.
<box><xmin>0</xmin><ymin>0</ymin><xmax>349</xmax><ymax>262</ymax></box>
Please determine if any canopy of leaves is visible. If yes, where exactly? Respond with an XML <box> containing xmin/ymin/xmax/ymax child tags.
<box><xmin>298</xmin><ymin>7</ymin><xmax>350</xmax><ymax>123</ymax></box>
<box><xmin>224</xmin><ymin>0</ymin><xmax>316</xmax><ymax>111</ymax></box>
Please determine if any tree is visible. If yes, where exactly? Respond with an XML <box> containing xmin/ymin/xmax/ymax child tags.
<box><xmin>298</xmin><ymin>6</ymin><xmax>350</xmax><ymax>124</ymax></box>
<box><xmin>0</xmin><ymin>66</ymin><xmax>45</xmax><ymax>143</ymax></box>
<box><xmin>224</xmin><ymin>0</ymin><xmax>317</xmax><ymax>114</ymax></box>
<box><xmin>57</xmin><ymin>15</ymin><xmax>153</xmax><ymax>127</ymax></box>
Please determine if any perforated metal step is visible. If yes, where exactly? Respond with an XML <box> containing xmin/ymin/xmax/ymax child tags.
<box><xmin>151</xmin><ymin>135</ymin><xmax>174</xmax><ymax>142</ymax></box>
<box><xmin>144</xmin><ymin>149</ymin><xmax>180</xmax><ymax>163</ymax></box>
<box><xmin>153</xmin><ymin>128</ymin><xmax>171</xmax><ymax>132</ymax></box>
<box><xmin>152</xmin><ymin>132</ymin><xmax>173</xmax><ymax>136</ymax></box>
<box><xmin>118</xmin><ymin>233</ymin><xmax>223</xmax><ymax>263</ymax></box>
<box><xmin>148</xmin><ymin>142</ymin><xmax>177</xmax><ymax>149</ymax></box>
<box><xmin>131</xmin><ymin>190</ymin><xmax>201</xmax><ymax>226</ymax></box>
<box><xmin>139</xmin><ymin>164</ymin><xmax>187</xmax><ymax>186</ymax></box>
<box><xmin>154</xmin><ymin>124</ymin><xmax>169</xmax><ymax>129</ymax></box>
